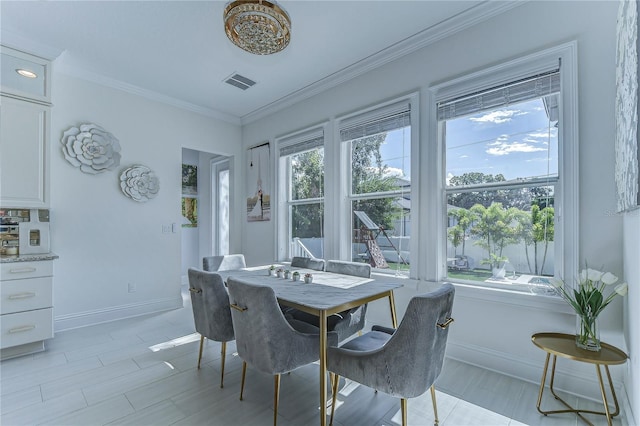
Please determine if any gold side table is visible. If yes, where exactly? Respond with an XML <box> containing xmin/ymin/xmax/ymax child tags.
<box><xmin>531</xmin><ymin>332</ymin><xmax>628</xmax><ymax>426</ymax></box>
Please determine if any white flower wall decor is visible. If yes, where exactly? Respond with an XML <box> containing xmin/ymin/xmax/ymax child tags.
<box><xmin>119</xmin><ymin>165</ymin><xmax>160</xmax><ymax>202</ymax></box>
<box><xmin>61</xmin><ymin>123</ymin><xmax>122</xmax><ymax>174</ymax></box>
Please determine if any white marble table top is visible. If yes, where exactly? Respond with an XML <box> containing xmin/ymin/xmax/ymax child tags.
<box><xmin>217</xmin><ymin>266</ymin><xmax>403</xmax><ymax>313</ymax></box>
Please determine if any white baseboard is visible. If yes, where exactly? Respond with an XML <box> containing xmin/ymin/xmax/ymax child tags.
<box><xmin>54</xmin><ymin>296</ymin><xmax>184</xmax><ymax>332</ymax></box>
<box><xmin>446</xmin><ymin>340</ymin><xmax>625</xmax><ymax>404</ymax></box>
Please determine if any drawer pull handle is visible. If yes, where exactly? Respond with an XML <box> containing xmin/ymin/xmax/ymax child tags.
<box><xmin>8</xmin><ymin>292</ymin><xmax>37</xmax><ymax>300</ymax></box>
<box><xmin>8</xmin><ymin>267</ymin><xmax>37</xmax><ymax>274</ymax></box>
<box><xmin>8</xmin><ymin>325</ymin><xmax>36</xmax><ymax>334</ymax></box>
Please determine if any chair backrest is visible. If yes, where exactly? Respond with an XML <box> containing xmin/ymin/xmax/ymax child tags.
<box><xmin>325</xmin><ymin>260</ymin><xmax>371</xmax><ymax>278</ymax></box>
<box><xmin>203</xmin><ymin>254</ymin><xmax>246</xmax><ymax>271</ymax></box>
<box><xmin>291</xmin><ymin>256</ymin><xmax>325</xmax><ymax>271</ymax></box>
<box><xmin>187</xmin><ymin>268</ymin><xmax>235</xmax><ymax>342</ymax></box>
<box><xmin>381</xmin><ymin>283</ymin><xmax>455</xmax><ymax>398</ymax></box>
<box><xmin>227</xmin><ymin>277</ymin><xmax>323</xmax><ymax>375</ymax></box>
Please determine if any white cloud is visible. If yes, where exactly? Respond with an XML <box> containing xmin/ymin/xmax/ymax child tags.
<box><xmin>486</xmin><ymin>140</ymin><xmax>547</xmax><ymax>156</ymax></box>
<box><xmin>383</xmin><ymin>166</ymin><xmax>404</xmax><ymax>177</ymax></box>
<box><xmin>469</xmin><ymin>109</ymin><xmax>526</xmax><ymax>124</ymax></box>
<box><xmin>528</xmin><ymin>131</ymin><xmax>555</xmax><ymax>138</ymax></box>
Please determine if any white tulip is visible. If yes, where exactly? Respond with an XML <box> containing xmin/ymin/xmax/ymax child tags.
<box><xmin>586</xmin><ymin>268</ymin><xmax>604</xmax><ymax>282</ymax></box>
<box><xmin>601</xmin><ymin>272</ymin><xmax>618</xmax><ymax>285</ymax></box>
<box><xmin>615</xmin><ymin>283</ymin><xmax>628</xmax><ymax>296</ymax></box>
<box><xmin>579</xmin><ymin>269</ymin><xmax>587</xmax><ymax>284</ymax></box>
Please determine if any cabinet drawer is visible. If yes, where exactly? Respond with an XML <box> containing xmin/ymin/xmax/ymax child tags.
<box><xmin>1</xmin><ymin>308</ymin><xmax>53</xmax><ymax>349</ymax></box>
<box><xmin>1</xmin><ymin>261</ymin><xmax>53</xmax><ymax>280</ymax></box>
<box><xmin>1</xmin><ymin>276</ymin><xmax>52</xmax><ymax>314</ymax></box>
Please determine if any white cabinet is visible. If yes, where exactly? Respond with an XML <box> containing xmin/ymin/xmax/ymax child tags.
<box><xmin>0</xmin><ymin>260</ymin><xmax>54</xmax><ymax>359</ymax></box>
<box><xmin>0</xmin><ymin>96</ymin><xmax>50</xmax><ymax>208</ymax></box>
<box><xmin>0</xmin><ymin>46</ymin><xmax>52</xmax><ymax>208</ymax></box>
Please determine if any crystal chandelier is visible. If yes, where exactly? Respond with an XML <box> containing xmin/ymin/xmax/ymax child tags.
<box><xmin>223</xmin><ymin>0</ymin><xmax>291</xmax><ymax>55</ymax></box>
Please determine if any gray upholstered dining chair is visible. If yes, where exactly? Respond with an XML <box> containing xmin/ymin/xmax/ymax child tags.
<box><xmin>226</xmin><ymin>277</ymin><xmax>338</xmax><ymax>426</ymax></box>
<box><xmin>290</xmin><ymin>260</ymin><xmax>371</xmax><ymax>342</ymax></box>
<box><xmin>202</xmin><ymin>254</ymin><xmax>246</xmax><ymax>272</ymax></box>
<box><xmin>327</xmin><ymin>283</ymin><xmax>455</xmax><ymax>426</ymax></box>
<box><xmin>290</xmin><ymin>256</ymin><xmax>325</xmax><ymax>271</ymax></box>
<box><xmin>187</xmin><ymin>268</ymin><xmax>235</xmax><ymax>388</ymax></box>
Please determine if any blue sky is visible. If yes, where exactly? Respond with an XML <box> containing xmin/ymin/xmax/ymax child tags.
<box><xmin>369</xmin><ymin>97</ymin><xmax>557</xmax><ymax>184</ymax></box>
<box><xmin>445</xmin><ymin>98</ymin><xmax>558</xmax><ymax>182</ymax></box>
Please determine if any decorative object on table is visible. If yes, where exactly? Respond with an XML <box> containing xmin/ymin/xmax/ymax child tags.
<box><xmin>284</xmin><ymin>269</ymin><xmax>291</xmax><ymax>279</ymax></box>
<box><xmin>268</xmin><ymin>265</ymin><xmax>275</xmax><ymax>276</ymax></box>
<box><xmin>551</xmin><ymin>266</ymin><xmax>628</xmax><ymax>351</ymax></box>
<box><xmin>182</xmin><ymin>197</ymin><xmax>198</xmax><ymax>228</ymax></box>
<box><xmin>182</xmin><ymin>164</ymin><xmax>198</xmax><ymax>195</ymax></box>
<box><xmin>60</xmin><ymin>123</ymin><xmax>121</xmax><ymax>174</ymax></box>
<box><xmin>615</xmin><ymin>0</ymin><xmax>639</xmax><ymax>212</ymax></box>
<box><xmin>223</xmin><ymin>0</ymin><xmax>291</xmax><ymax>56</ymax></box>
<box><xmin>292</xmin><ymin>271</ymin><xmax>300</xmax><ymax>282</ymax></box>
<box><xmin>246</xmin><ymin>142</ymin><xmax>271</xmax><ymax>222</ymax></box>
<box><xmin>276</xmin><ymin>268</ymin><xmax>284</xmax><ymax>278</ymax></box>
<box><xmin>304</xmin><ymin>273</ymin><xmax>313</xmax><ymax>284</ymax></box>
<box><xmin>119</xmin><ymin>165</ymin><xmax>159</xmax><ymax>202</ymax></box>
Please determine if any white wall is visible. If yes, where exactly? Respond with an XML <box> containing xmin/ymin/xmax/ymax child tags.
<box><xmin>241</xmin><ymin>1</ymin><xmax>628</xmax><ymax>402</ymax></box>
<box><xmin>50</xmin><ymin>73</ymin><xmax>241</xmax><ymax>330</ymax></box>
<box><xmin>623</xmin><ymin>210</ymin><xmax>640</xmax><ymax>424</ymax></box>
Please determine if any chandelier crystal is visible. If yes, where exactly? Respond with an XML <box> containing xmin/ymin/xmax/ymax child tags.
<box><xmin>223</xmin><ymin>0</ymin><xmax>291</xmax><ymax>55</ymax></box>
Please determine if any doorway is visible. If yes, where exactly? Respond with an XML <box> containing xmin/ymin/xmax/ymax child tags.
<box><xmin>181</xmin><ymin>148</ymin><xmax>232</xmax><ymax>283</ymax></box>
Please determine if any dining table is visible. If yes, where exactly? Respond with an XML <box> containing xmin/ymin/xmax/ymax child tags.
<box><xmin>217</xmin><ymin>265</ymin><xmax>404</xmax><ymax>426</ymax></box>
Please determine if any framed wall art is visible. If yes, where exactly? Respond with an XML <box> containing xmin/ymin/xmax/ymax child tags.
<box><xmin>182</xmin><ymin>197</ymin><xmax>198</xmax><ymax>228</ymax></box>
<box><xmin>182</xmin><ymin>164</ymin><xmax>198</xmax><ymax>195</ymax></box>
<box><xmin>615</xmin><ymin>0</ymin><xmax>640</xmax><ymax>212</ymax></box>
<box><xmin>246</xmin><ymin>142</ymin><xmax>271</xmax><ymax>222</ymax></box>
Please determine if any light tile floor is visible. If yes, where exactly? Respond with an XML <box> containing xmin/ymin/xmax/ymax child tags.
<box><xmin>0</xmin><ymin>292</ymin><xmax>628</xmax><ymax>426</ymax></box>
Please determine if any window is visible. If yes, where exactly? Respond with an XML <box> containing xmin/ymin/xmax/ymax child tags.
<box><xmin>339</xmin><ymin>99</ymin><xmax>413</xmax><ymax>275</ymax></box>
<box><xmin>433</xmin><ymin>43</ymin><xmax>578</xmax><ymax>291</ymax></box>
<box><xmin>213</xmin><ymin>159</ymin><xmax>230</xmax><ymax>255</ymax></box>
<box><xmin>277</xmin><ymin>128</ymin><xmax>325</xmax><ymax>260</ymax></box>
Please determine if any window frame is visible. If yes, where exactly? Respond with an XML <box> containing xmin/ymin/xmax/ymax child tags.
<box><xmin>428</xmin><ymin>42</ymin><xmax>579</xmax><ymax>288</ymax></box>
<box><xmin>276</xmin><ymin>124</ymin><xmax>327</xmax><ymax>261</ymax></box>
<box><xmin>335</xmin><ymin>93</ymin><xmax>420</xmax><ymax>276</ymax></box>
<box><xmin>211</xmin><ymin>157</ymin><xmax>231</xmax><ymax>256</ymax></box>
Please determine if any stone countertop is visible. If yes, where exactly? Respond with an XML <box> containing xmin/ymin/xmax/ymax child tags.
<box><xmin>0</xmin><ymin>252</ymin><xmax>59</xmax><ymax>263</ymax></box>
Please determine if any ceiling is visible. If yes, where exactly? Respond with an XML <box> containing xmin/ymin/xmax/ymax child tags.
<box><xmin>0</xmin><ymin>1</ymin><xmax>520</xmax><ymax>124</ymax></box>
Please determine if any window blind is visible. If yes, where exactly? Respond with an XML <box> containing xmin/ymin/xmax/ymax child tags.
<box><xmin>339</xmin><ymin>100</ymin><xmax>411</xmax><ymax>142</ymax></box>
<box><xmin>437</xmin><ymin>69</ymin><xmax>560</xmax><ymax>121</ymax></box>
<box><xmin>278</xmin><ymin>128</ymin><xmax>324</xmax><ymax>157</ymax></box>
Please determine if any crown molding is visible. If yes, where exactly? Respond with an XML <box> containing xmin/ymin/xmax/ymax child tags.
<box><xmin>241</xmin><ymin>0</ymin><xmax>527</xmax><ymax>125</ymax></box>
<box><xmin>54</xmin><ymin>54</ymin><xmax>242</xmax><ymax>125</ymax></box>
<box><xmin>1</xmin><ymin>30</ymin><xmax>64</xmax><ymax>60</ymax></box>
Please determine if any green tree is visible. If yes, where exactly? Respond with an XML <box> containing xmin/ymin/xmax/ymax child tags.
<box><xmin>447</xmin><ymin>207</ymin><xmax>476</xmax><ymax>256</ymax></box>
<box><xmin>291</xmin><ymin>149</ymin><xmax>324</xmax><ymax>239</ymax></box>
<box><xmin>351</xmin><ymin>134</ymin><xmax>400</xmax><ymax>231</ymax></box>
<box><xmin>448</xmin><ymin>172</ymin><xmax>506</xmax><ymax>209</ymax></box>
<box><xmin>531</xmin><ymin>205</ymin><xmax>554</xmax><ymax>274</ymax></box>
<box><xmin>470</xmin><ymin>202</ymin><xmax>519</xmax><ymax>268</ymax></box>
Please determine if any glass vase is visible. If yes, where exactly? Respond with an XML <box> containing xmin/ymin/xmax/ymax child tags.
<box><xmin>575</xmin><ymin>313</ymin><xmax>600</xmax><ymax>351</ymax></box>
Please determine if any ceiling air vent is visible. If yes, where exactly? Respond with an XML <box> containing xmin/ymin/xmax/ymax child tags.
<box><xmin>224</xmin><ymin>73</ymin><xmax>256</xmax><ymax>90</ymax></box>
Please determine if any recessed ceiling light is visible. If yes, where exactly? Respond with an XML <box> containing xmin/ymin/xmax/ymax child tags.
<box><xmin>16</xmin><ymin>69</ymin><xmax>37</xmax><ymax>79</ymax></box>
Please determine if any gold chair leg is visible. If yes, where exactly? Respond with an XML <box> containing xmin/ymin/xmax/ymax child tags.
<box><xmin>401</xmin><ymin>398</ymin><xmax>408</xmax><ymax>426</ymax></box>
<box><xmin>329</xmin><ymin>374</ymin><xmax>340</xmax><ymax>426</ymax></box>
<box><xmin>220</xmin><ymin>341</ymin><xmax>227</xmax><ymax>388</ymax></box>
<box><xmin>430</xmin><ymin>385</ymin><xmax>439</xmax><ymax>426</ymax></box>
<box><xmin>240</xmin><ymin>361</ymin><xmax>247</xmax><ymax>401</ymax></box>
<box><xmin>274</xmin><ymin>374</ymin><xmax>281</xmax><ymax>426</ymax></box>
<box><xmin>197</xmin><ymin>335</ymin><xmax>205</xmax><ymax>369</ymax></box>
